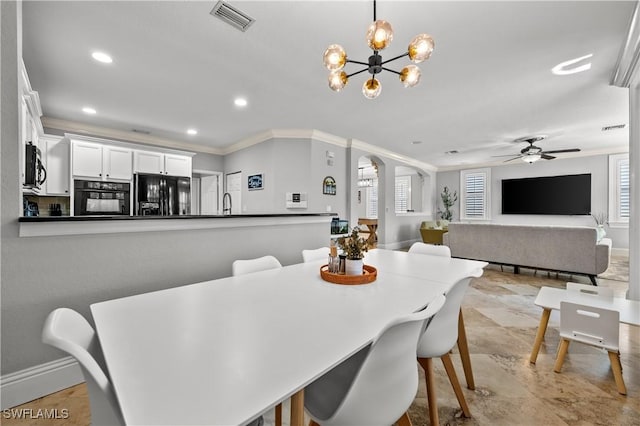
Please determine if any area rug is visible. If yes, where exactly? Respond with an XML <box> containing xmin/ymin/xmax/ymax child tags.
<box><xmin>598</xmin><ymin>256</ymin><xmax>630</xmax><ymax>282</ymax></box>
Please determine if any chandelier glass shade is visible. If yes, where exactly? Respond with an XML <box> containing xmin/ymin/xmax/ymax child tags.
<box><xmin>323</xmin><ymin>0</ymin><xmax>434</xmax><ymax>99</ymax></box>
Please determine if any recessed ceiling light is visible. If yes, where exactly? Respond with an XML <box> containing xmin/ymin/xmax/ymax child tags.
<box><xmin>187</xmin><ymin>129</ymin><xmax>198</xmax><ymax>135</ymax></box>
<box><xmin>91</xmin><ymin>51</ymin><xmax>113</xmax><ymax>64</ymax></box>
<box><xmin>551</xmin><ymin>54</ymin><xmax>593</xmax><ymax>75</ymax></box>
<box><xmin>82</xmin><ymin>107</ymin><xmax>97</xmax><ymax>115</ymax></box>
<box><xmin>234</xmin><ymin>98</ymin><xmax>248</xmax><ymax>107</ymax></box>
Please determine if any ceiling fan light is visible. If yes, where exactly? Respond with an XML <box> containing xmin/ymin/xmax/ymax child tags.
<box><xmin>323</xmin><ymin>44</ymin><xmax>347</xmax><ymax>71</ymax></box>
<box><xmin>522</xmin><ymin>153</ymin><xmax>541</xmax><ymax>163</ymax></box>
<box><xmin>366</xmin><ymin>20</ymin><xmax>393</xmax><ymax>50</ymax></box>
<box><xmin>400</xmin><ymin>65</ymin><xmax>421</xmax><ymax>87</ymax></box>
<box><xmin>328</xmin><ymin>70</ymin><xmax>348</xmax><ymax>91</ymax></box>
<box><xmin>408</xmin><ymin>33</ymin><xmax>434</xmax><ymax>63</ymax></box>
<box><xmin>362</xmin><ymin>78</ymin><xmax>381</xmax><ymax>99</ymax></box>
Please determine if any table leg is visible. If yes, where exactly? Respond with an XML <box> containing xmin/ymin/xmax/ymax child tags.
<box><xmin>457</xmin><ymin>309</ymin><xmax>475</xmax><ymax>390</ymax></box>
<box><xmin>290</xmin><ymin>389</ymin><xmax>305</xmax><ymax>426</ymax></box>
<box><xmin>529</xmin><ymin>308</ymin><xmax>551</xmax><ymax>364</ymax></box>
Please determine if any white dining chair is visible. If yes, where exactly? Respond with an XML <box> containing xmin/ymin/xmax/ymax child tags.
<box><xmin>232</xmin><ymin>255</ymin><xmax>282</xmax><ymax>276</ymax></box>
<box><xmin>232</xmin><ymin>255</ymin><xmax>283</xmax><ymax>426</ymax></box>
<box><xmin>416</xmin><ymin>277</ymin><xmax>474</xmax><ymax>426</ymax></box>
<box><xmin>42</xmin><ymin>308</ymin><xmax>124</xmax><ymax>426</ymax></box>
<box><xmin>409</xmin><ymin>241</ymin><xmax>475</xmax><ymax>390</ymax></box>
<box><xmin>302</xmin><ymin>247</ymin><xmax>330</xmax><ymax>263</ymax></box>
<box><xmin>408</xmin><ymin>242</ymin><xmax>451</xmax><ymax>257</ymax></box>
<box><xmin>305</xmin><ymin>294</ymin><xmax>447</xmax><ymax>426</ymax></box>
<box><xmin>554</xmin><ymin>301</ymin><xmax>626</xmax><ymax>394</ymax></box>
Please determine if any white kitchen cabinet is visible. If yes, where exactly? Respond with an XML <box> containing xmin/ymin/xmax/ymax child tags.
<box><xmin>134</xmin><ymin>150</ymin><xmax>164</xmax><ymax>175</ymax></box>
<box><xmin>104</xmin><ymin>146</ymin><xmax>133</xmax><ymax>180</ymax></box>
<box><xmin>134</xmin><ymin>151</ymin><xmax>192</xmax><ymax>177</ymax></box>
<box><xmin>72</xmin><ymin>141</ymin><xmax>103</xmax><ymax>178</ymax></box>
<box><xmin>164</xmin><ymin>154</ymin><xmax>192</xmax><ymax>177</ymax></box>
<box><xmin>72</xmin><ymin>140</ymin><xmax>132</xmax><ymax>181</ymax></box>
<box><xmin>42</xmin><ymin>136</ymin><xmax>70</xmax><ymax>195</ymax></box>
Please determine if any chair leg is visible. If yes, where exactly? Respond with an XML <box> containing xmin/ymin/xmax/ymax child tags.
<box><xmin>441</xmin><ymin>353</ymin><xmax>471</xmax><ymax>418</ymax></box>
<box><xmin>418</xmin><ymin>357</ymin><xmax>439</xmax><ymax>426</ymax></box>
<box><xmin>395</xmin><ymin>411</ymin><xmax>413</xmax><ymax>426</ymax></box>
<box><xmin>309</xmin><ymin>421</ymin><xmax>320</xmax><ymax>426</ymax></box>
<box><xmin>275</xmin><ymin>403</ymin><xmax>282</xmax><ymax>426</ymax></box>
<box><xmin>457</xmin><ymin>309</ymin><xmax>475</xmax><ymax>389</ymax></box>
<box><xmin>607</xmin><ymin>351</ymin><xmax>627</xmax><ymax>395</ymax></box>
<box><xmin>554</xmin><ymin>339</ymin><xmax>570</xmax><ymax>373</ymax></box>
<box><xmin>290</xmin><ymin>390</ymin><xmax>305</xmax><ymax>426</ymax></box>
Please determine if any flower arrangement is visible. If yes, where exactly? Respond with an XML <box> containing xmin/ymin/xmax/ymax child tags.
<box><xmin>591</xmin><ymin>212</ymin><xmax>608</xmax><ymax>226</ymax></box>
<box><xmin>437</xmin><ymin>186</ymin><xmax>458</xmax><ymax>221</ymax></box>
<box><xmin>338</xmin><ymin>227</ymin><xmax>369</xmax><ymax>260</ymax></box>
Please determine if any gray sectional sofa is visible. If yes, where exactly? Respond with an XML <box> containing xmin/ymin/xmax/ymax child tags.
<box><xmin>443</xmin><ymin>223</ymin><xmax>612</xmax><ymax>285</ymax></box>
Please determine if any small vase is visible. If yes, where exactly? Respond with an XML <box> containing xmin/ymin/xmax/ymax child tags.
<box><xmin>345</xmin><ymin>258</ymin><xmax>364</xmax><ymax>275</ymax></box>
<box><xmin>596</xmin><ymin>225</ymin><xmax>606</xmax><ymax>241</ymax></box>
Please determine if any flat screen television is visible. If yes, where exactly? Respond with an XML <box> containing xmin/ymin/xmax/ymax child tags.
<box><xmin>501</xmin><ymin>173</ymin><xmax>591</xmax><ymax>215</ymax></box>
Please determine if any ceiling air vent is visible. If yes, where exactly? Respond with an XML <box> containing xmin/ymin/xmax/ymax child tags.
<box><xmin>210</xmin><ymin>1</ymin><xmax>255</xmax><ymax>32</ymax></box>
<box><xmin>601</xmin><ymin>124</ymin><xmax>626</xmax><ymax>132</ymax></box>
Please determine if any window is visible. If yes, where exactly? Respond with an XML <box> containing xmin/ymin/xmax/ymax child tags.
<box><xmin>395</xmin><ymin>176</ymin><xmax>411</xmax><ymax>213</ymax></box>
<box><xmin>609</xmin><ymin>153</ymin><xmax>629</xmax><ymax>225</ymax></box>
<box><xmin>460</xmin><ymin>168</ymin><xmax>491</xmax><ymax>220</ymax></box>
<box><xmin>366</xmin><ymin>180</ymin><xmax>378</xmax><ymax>218</ymax></box>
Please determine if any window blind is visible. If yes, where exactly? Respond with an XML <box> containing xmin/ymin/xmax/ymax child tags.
<box><xmin>619</xmin><ymin>159</ymin><xmax>629</xmax><ymax>218</ymax></box>
<box><xmin>395</xmin><ymin>176</ymin><xmax>411</xmax><ymax>213</ymax></box>
<box><xmin>366</xmin><ymin>180</ymin><xmax>378</xmax><ymax>218</ymax></box>
<box><xmin>464</xmin><ymin>172</ymin><xmax>486</xmax><ymax>218</ymax></box>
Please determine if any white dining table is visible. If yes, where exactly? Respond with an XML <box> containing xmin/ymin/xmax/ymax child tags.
<box><xmin>91</xmin><ymin>249</ymin><xmax>486</xmax><ymax>426</ymax></box>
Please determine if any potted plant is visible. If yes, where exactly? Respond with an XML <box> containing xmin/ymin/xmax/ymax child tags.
<box><xmin>338</xmin><ymin>227</ymin><xmax>369</xmax><ymax>275</ymax></box>
<box><xmin>437</xmin><ymin>186</ymin><xmax>458</xmax><ymax>224</ymax></box>
<box><xmin>591</xmin><ymin>212</ymin><xmax>608</xmax><ymax>241</ymax></box>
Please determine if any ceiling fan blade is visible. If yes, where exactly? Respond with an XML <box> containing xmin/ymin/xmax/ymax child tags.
<box><xmin>541</xmin><ymin>154</ymin><xmax>556</xmax><ymax>160</ymax></box>
<box><xmin>491</xmin><ymin>154</ymin><xmax>523</xmax><ymax>157</ymax></box>
<box><xmin>543</xmin><ymin>148</ymin><xmax>581</xmax><ymax>154</ymax></box>
<box><xmin>503</xmin><ymin>156</ymin><xmax>521</xmax><ymax>163</ymax></box>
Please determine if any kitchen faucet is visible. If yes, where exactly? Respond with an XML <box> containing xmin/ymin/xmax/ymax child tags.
<box><xmin>222</xmin><ymin>192</ymin><xmax>232</xmax><ymax>215</ymax></box>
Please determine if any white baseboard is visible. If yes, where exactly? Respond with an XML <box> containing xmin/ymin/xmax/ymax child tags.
<box><xmin>378</xmin><ymin>238</ymin><xmax>419</xmax><ymax>250</ymax></box>
<box><xmin>611</xmin><ymin>248</ymin><xmax>629</xmax><ymax>257</ymax></box>
<box><xmin>1</xmin><ymin>357</ymin><xmax>84</xmax><ymax>409</ymax></box>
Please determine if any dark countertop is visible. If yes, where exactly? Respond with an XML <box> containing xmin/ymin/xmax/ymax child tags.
<box><xmin>19</xmin><ymin>213</ymin><xmax>338</xmax><ymax>222</ymax></box>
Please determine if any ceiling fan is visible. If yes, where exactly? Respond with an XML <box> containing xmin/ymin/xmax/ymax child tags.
<box><xmin>494</xmin><ymin>135</ymin><xmax>581</xmax><ymax>163</ymax></box>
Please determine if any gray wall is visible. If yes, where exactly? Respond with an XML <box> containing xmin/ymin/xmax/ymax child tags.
<box><xmin>193</xmin><ymin>151</ymin><xmax>224</xmax><ymax>172</ymax></box>
<box><xmin>223</xmin><ymin>138</ymin><xmax>348</xmax><ymax>217</ymax></box>
<box><xmin>436</xmin><ymin>154</ymin><xmax>629</xmax><ymax>249</ymax></box>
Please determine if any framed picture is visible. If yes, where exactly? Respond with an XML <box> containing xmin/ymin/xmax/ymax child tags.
<box><xmin>323</xmin><ymin>176</ymin><xmax>336</xmax><ymax>195</ymax></box>
<box><xmin>248</xmin><ymin>173</ymin><xmax>264</xmax><ymax>190</ymax></box>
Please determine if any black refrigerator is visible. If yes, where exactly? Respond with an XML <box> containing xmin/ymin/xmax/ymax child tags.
<box><xmin>135</xmin><ymin>173</ymin><xmax>190</xmax><ymax>216</ymax></box>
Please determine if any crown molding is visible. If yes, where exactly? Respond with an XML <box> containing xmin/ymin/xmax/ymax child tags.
<box><xmin>41</xmin><ymin>117</ymin><xmax>223</xmax><ymax>155</ymax></box>
<box><xmin>349</xmin><ymin>138</ymin><xmax>438</xmax><ymax>172</ymax></box>
<box><xmin>222</xmin><ymin>129</ymin><xmax>349</xmax><ymax>155</ymax></box>
<box><xmin>435</xmin><ymin>145</ymin><xmax>630</xmax><ymax>172</ymax></box>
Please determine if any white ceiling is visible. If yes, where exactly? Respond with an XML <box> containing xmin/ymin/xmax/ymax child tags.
<box><xmin>22</xmin><ymin>1</ymin><xmax>633</xmax><ymax>169</ymax></box>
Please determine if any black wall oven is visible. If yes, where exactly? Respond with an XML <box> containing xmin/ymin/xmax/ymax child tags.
<box><xmin>74</xmin><ymin>180</ymin><xmax>130</xmax><ymax>216</ymax></box>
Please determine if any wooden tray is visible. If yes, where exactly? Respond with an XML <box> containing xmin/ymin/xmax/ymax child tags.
<box><xmin>320</xmin><ymin>264</ymin><xmax>377</xmax><ymax>285</ymax></box>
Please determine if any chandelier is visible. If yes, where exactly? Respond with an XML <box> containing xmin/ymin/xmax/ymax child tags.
<box><xmin>323</xmin><ymin>0</ymin><xmax>435</xmax><ymax>99</ymax></box>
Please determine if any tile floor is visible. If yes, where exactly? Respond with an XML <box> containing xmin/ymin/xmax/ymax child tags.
<box><xmin>3</xmin><ymin>260</ymin><xmax>637</xmax><ymax>426</ymax></box>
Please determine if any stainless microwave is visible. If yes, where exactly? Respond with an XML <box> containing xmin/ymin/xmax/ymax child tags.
<box><xmin>74</xmin><ymin>180</ymin><xmax>130</xmax><ymax>216</ymax></box>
